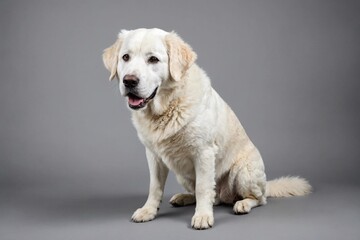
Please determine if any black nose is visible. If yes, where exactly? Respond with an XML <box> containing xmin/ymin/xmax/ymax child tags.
<box><xmin>123</xmin><ymin>75</ymin><xmax>139</xmax><ymax>88</ymax></box>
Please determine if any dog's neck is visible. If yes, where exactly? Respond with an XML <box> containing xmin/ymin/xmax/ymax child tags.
<box><xmin>131</xmin><ymin>91</ymin><xmax>189</xmax><ymax>141</ymax></box>
<box><xmin>136</xmin><ymin>79</ymin><xmax>189</xmax><ymax>128</ymax></box>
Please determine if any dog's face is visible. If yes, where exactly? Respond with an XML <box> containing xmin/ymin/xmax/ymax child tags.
<box><xmin>103</xmin><ymin>28</ymin><xmax>197</xmax><ymax>111</ymax></box>
<box><xmin>116</xmin><ymin>29</ymin><xmax>169</xmax><ymax>110</ymax></box>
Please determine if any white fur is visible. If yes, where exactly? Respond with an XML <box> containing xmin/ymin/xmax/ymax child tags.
<box><xmin>102</xmin><ymin>28</ymin><xmax>312</xmax><ymax>230</ymax></box>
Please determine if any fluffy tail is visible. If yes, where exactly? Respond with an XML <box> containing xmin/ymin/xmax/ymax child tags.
<box><xmin>266</xmin><ymin>176</ymin><xmax>312</xmax><ymax>197</ymax></box>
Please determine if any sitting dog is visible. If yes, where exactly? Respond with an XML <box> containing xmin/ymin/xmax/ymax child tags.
<box><xmin>102</xmin><ymin>28</ymin><xmax>311</xmax><ymax>230</ymax></box>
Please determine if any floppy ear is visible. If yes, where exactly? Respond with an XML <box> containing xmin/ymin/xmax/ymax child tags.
<box><xmin>165</xmin><ymin>32</ymin><xmax>197</xmax><ymax>81</ymax></box>
<box><xmin>102</xmin><ymin>37</ymin><xmax>123</xmax><ymax>81</ymax></box>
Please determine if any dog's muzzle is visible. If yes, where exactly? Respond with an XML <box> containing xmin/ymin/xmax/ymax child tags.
<box><xmin>122</xmin><ymin>75</ymin><xmax>158</xmax><ymax>110</ymax></box>
<box><xmin>127</xmin><ymin>87</ymin><xmax>158</xmax><ymax>110</ymax></box>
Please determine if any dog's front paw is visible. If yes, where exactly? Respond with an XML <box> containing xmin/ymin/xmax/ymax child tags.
<box><xmin>191</xmin><ymin>212</ymin><xmax>214</xmax><ymax>230</ymax></box>
<box><xmin>131</xmin><ymin>207</ymin><xmax>157</xmax><ymax>223</ymax></box>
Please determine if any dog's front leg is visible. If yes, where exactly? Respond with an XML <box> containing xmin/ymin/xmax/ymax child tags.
<box><xmin>132</xmin><ymin>148</ymin><xmax>168</xmax><ymax>223</ymax></box>
<box><xmin>191</xmin><ymin>148</ymin><xmax>216</xmax><ymax>230</ymax></box>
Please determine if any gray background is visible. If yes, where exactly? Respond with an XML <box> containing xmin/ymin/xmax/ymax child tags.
<box><xmin>0</xmin><ymin>0</ymin><xmax>359</xmax><ymax>239</ymax></box>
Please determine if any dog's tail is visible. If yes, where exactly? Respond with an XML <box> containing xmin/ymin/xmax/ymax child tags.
<box><xmin>265</xmin><ymin>176</ymin><xmax>312</xmax><ymax>197</ymax></box>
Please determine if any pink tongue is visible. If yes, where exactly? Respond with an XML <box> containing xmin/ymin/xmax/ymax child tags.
<box><xmin>128</xmin><ymin>97</ymin><xmax>144</xmax><ymax>106</ymax></box>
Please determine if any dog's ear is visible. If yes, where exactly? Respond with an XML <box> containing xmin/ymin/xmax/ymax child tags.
<box><xmin>102</xmin><ymin>31</ymin><xmax>128</xmax><ymax>81</ymax></box>
<box><xmin>165</xmin><ymin>32</ymin><xmax>197</xmax><ymax>81</ymax></box>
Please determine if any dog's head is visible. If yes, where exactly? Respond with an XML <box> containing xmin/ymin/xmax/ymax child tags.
<box><xmin>102</xmin><ymin>28</ymin><xmax>197</xmax><ymax>110</ymax></box>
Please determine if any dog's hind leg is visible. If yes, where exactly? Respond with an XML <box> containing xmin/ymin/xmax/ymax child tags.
<box><xmin>170</xmin><ymin>175</ymin><xmax>196</xmax><ymax>207</ymax></box>
<box><xmin>230</xmin><ymin>149</ymin><xmax>267</xmax><ymax>214</ymax></box>
<box><xmin>170</xmin><ymin>193</ymin><xmax>196</xmax><ymax>207</ymax></box>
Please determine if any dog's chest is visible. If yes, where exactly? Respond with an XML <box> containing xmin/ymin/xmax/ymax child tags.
<box><xmin>138</xmin><ymin>123</ymin><xmax>197</xmax><ymax>176</ymax></box>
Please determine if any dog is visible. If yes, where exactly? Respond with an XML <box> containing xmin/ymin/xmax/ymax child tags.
<box><xmin>102</xmin><ymin>28</ymin><xmax>311</xmax><ymax>230</ymax></box>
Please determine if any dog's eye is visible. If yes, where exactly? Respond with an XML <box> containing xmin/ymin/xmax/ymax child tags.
<box><xmin>122</xmin><ymin>54</ymin><xmax>130</xmax><ymax>62</ymax></box>
<box><xmin>148</xmin><ymin>56</ymin><xmax>159</xmax><ymax>64</ymax></box>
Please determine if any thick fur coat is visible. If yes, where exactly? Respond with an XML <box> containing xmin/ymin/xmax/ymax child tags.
<box><xmin>102</xmin><ymin>28</ymin><xmax>311</xmax><ymax>230</ymax></box>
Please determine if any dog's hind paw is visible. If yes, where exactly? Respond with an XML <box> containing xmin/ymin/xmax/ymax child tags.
<box><xmin>169</xmin><ymin>193</ymin><xmax>196</xmax><ymax>207</ymax></box>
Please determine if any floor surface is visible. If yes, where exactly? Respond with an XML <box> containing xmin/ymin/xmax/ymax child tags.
<box><xmin>1</xmin><ymin>184</ymin><xmax>359</xmax><ymax>240</ymax></box>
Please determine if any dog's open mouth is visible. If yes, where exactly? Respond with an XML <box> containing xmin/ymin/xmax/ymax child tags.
<box><xmin>127</xmin><ymin>87</ymin><xmax>158</xmax><ymax>109</ymax></box>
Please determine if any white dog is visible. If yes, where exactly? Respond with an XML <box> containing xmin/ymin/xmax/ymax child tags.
<box><xmin>102</xmin><ymin>28</ymin><xmax>311</xmax><ymax>230</ymax></box>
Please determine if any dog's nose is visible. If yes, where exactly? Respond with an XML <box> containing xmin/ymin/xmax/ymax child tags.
<box><xmin>123</xmin><ymin>75</ymin><xmax>139</xmax><ymax>88</ymax></box>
